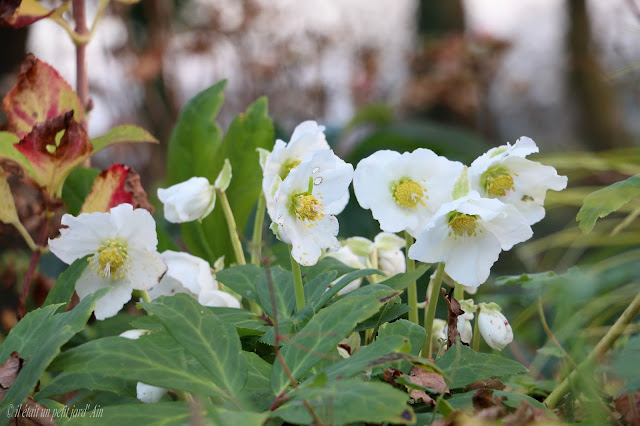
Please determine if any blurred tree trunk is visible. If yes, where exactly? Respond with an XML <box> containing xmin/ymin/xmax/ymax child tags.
<box><xmin>567</xmin><ymin>0</ymin><xmax>631</xmax><ymax>150</ymax></box>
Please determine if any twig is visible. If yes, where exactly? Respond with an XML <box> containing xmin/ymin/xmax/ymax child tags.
<box><xmin>17</xmin><ymin>214</ymin><xmax>49</xmax><ymax>319</ymax></box>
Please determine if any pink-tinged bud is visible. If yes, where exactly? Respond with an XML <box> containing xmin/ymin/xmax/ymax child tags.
<box><xmin>478</xmin><ymin>307</ymin><xmax>513</xmax><ymax>350</ymax></box>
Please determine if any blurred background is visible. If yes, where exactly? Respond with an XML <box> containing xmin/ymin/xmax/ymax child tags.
<box><xmin>2</xmin><ymin>0</ymin><xmax>640</xmax><ymax>386</ymax></box>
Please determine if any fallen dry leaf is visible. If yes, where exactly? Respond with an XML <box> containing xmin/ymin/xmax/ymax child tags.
<box><xmin>0</xmin><ymin>351</ymin><xmax>22</xmax><ymax>389</ymax></box>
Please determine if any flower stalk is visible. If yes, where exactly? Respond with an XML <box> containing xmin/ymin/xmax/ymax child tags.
<box><xmin>404</xmin><ymin>232</ymin><xmax>419</xmax><ymax>325</ymax></box>
<box><xmin>290</xmin><ymin>247</ymin><xmax>305</xmax><ymax>311</ymax></box>
<box><xmin>422</xmin><ymin>262</ymin><xmax>445</xmax><ymax>358</ymax></box>
<box><xmin>216</xmin><ymin>189</ymin><xmax>246</xmax><ymax>266</ymax></box>
<box><xmin>251</xmin><ymin>194</ymin><xmax>266</xmax><ymax>266</ymax></box>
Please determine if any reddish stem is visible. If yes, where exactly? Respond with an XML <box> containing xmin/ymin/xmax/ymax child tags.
<box><xmin>17</xmin><ymin>216</ymin><xmax>48</xmax><ymax>319</ymax></box>
<box><xmin>73</xmin><ymin>0</ymin><xmax>89</xmax><ymax>116</ymax></box>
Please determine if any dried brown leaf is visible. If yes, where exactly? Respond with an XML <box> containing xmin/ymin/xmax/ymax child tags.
<box><xmin>0</xmin><ymin>351</ymin><xmax>22</xmax><ymax>389</ymax></box>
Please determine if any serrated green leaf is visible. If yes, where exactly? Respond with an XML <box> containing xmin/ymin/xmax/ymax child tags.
<box><xmin>43</xmin><ymin>256</ymin><xmax>90</xmax><ymax>309</ymax></box>
<box><xmin>64</xmin><ymin>402</ymin><xmax>192</xmax><ymax>426</ymax></box>
<box><xmin>303</xmin><ymin>271</ymin><xmax>337</xmax><ymax>306</ymax></box>
<box><xmin>61</xmin><ymin>167</ymin><xmax>100</xmax><ymax>216</ymax></box>
<box><xmin>215</xmin><ymin>264</ymin><xmax>262</xmax><ymax>303</ymax></box>
<box><xmin>435</xmin><ymin>344</ymin><xmax>528</xmax><ymax>389</ymax></box>
<box><xmin>313</xmin><ymin>268</ymin><xmax>382</xmax><ymax>309</ymax></box>
<box><xmin>36</xmin><ymin>372</ymin><xmax>136</xmax><ymax>400</ymax></box>
<box><xmin>0</xmin><ymin>289</ymin><xmax>109</xmax><ymax>416</ymax></box>
<box><xmin>142</xmin><ymin>294</ymin><xmax>247</xmax><ymax>396</ymax></box>
<box><xmin>90</xmin><ymin>125</ymin><xmax>158</xmax><ymax>154</ymax></box>
<box><xmin>380</xmin><ymin>263</ymin><xmax>430</xmax><ymax>291</ymax></box>
<box><xmin>379</xmin><ymin>319</ymin><xmax>426</xmax><ymax>356</ymax></box>
<box><xmin>256</xmin><ymin>265</ymin><xmax>295</xmax><ymax>318</ymax></box>
<box><xmin>209</xmin><ymin>307</ymin><xmax>269</xmax><ymax>336</ymax></box>
<box><xmin>314</xmin><ymin>335</ymin><xmax>411</xmax><ymax>382</ymax></box>
<box><xmin>274</xmin><ymin>379</ymin><xmax>414</xmax><ymax>425</ymax></box>
<box><xmin>271</xmin><ymin>288</ymin><xmax>398</xmax><ymax>393</ymax></box>
<box><xmin>354</xmin><ymin>303</ymin><xmax>411</xmax><ymax>332</ymax></box>
<box><xmin>301</xmin><ymin>256</ymin><xmax>356</xmax><ymax>283</ymax></box>
<box><xmin>50</xmin><ymin>331</ymin><xmax>227</xmax><ymax>398</ymax></box>
<box><xmin>577</xmin><ymin>174</ymin><xmax>640</xmax><ymax>233</ymax></box>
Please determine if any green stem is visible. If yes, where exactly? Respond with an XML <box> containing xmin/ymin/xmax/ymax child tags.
<box><xmin>289</xmin><ymin>248</ymin><xmax>305</xmax><ymax>311</ymax></box>
<box><xmin>472</xmin><ymin>306</ymin><xmax>481</xmax><ymax>351</ymax></box>
<box><xmin>13</xmin><ymin>220</ymin><xmax>39</xmax><ymax>252</ymax></box>
<box><xmin>453</xmin><ymin>282</ymin><xmax>464</xmax><ymax>301</ymax></box>
<box><xmin>544</xmin><ymin>290</ymin><xmax>640</xmax><ymax>409</ymax></box>
<box><xmin>140</xmin><ymin>290</ymin><xmax>151</xmax><ymax>304</ymax></box>
<box><xmin>368</xmin><ymin>247</ymin><xmax>380</xmax><ymax>284</ymax></box>
<box><xmin>404</xmin><ymin>232</ymin><xmax>419</xmax><ymax>325</ymax></box>
<box><xmin>250</xmin><ymin>194</ymin><xmax>266</xmax><ymax>266</ymax></box>
<box><xmin>217</xmin><ymin>189</ymin><xmax>246</xmax><ymax>265</ymax></box>
<box><xmin>422</xmin><ymin>262</ymin><xmax>445</xmax><ymax>358</ymax></box>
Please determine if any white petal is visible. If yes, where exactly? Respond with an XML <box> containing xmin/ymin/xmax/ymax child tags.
<box><xmin>136</xmin><ymin>382</ymin><xmax>169</xmax><ymax>403</ymax></box>
<box><xmin>478</xmin><ymin>310</ymin><xmax>513</xmax><ymax>350</ymax></box>
<box><xmin>48</xmin><ymin>212</ymin><xmax>114</xmax><ymax>264</ymax></box>
<box><xmin>482</xmin><ymin>204</ymin><xmax>533</xmax><ymax>251</ymax></box>
<box><xmin>325</xmin><ymin>190</ymin><xmax>349</xmax><ymax>215</ymax></box>
<box><xmin>408</xmin><ymin>215</ymin><xmax>451</xmax><ymax>264</ymax></box>
<box><xmin>75</xmin><ymin>270</ymin><xmax>133</xmax><ymax>320</ymax></box>
<box><xmin>324</xmin><ymin>246</ymin><xmax>366</xmax><ymax>269</ymax></box>
<box><xmin>198</xmin><ymin>290</ymin><xmax>241</xmax><ymax>308</ymax></box>
<box><xmin>148</xmin><ymin>275</ymin><xmax>190</xmax><ymax>300</ymax></box>
<box><xmin>160</xmin><ymin>250</ymin><xmax>216</xmax><ymax>295</ymax></box>
<box><xmin>110</xmin><ymin>204</ymin><xmax>158</xmax><ymax>252</ymax></box>
<box><xmin>378</xmin><ymin>250</ymin><xmax>406</xmax><ymax>277</ymax></box>
<box><xmin>287</xmin><ymin>214</ymin><xmax>340</xmax><ymax>266</ymax></box>
<box><xmin>374</xmin><ymin>232</ymin><xmax>406</xmax><ymax>253</ymax></box>
<box><xmin>337</xmin><ymin>278</ymin><xmax>362</xmax><ymax>295</ymax></box>
<box><xmin>119</xmin><ymin>329</ymin><xmax>151</xmax><ymax>340</ymax></box>
<box><xmin>157</xmin><ymin>177</ymin><xmax>215</xmax><ymax>223</ymax></box>
<box><xmin>126</xmin><ymin>250</ymin><xmax>167</xmax><ymax>291</ymax></box>
<box><xmin>442</xmin><ymin>231</ymin><xmax>502</xmax><ymax>288</ymax></box>
<box><xmin>508</xmin><ymin>136</ymin><xmax>539</xmax><ymax>158</ymax></box>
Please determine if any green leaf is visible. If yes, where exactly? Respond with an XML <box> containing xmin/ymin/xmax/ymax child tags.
<box><xmin>380</xmin><ymin>263</ymin><xmax>430</xmax><ymax>291</ymax></box>
<box><xmin>315</xmin><ymin>335</ymin><xmax>411</xmax><ymax>382</ymax></box>
<box><xmin>260</xmin><ymin>305</ymin><xmax>315</xmax><ymax>346</ymax></box>
<box><xmin>0</xmin><ymin>289</ymin><xmax>109</xmax><ymax>416</ymax></box>
<box><xmin>378</xmin><ymin>319</ymin><xmax>426</xmax><ymax>356</ymax></box>
<box><xmin>495</xmin><ymin>267</ymin><xmax>584</xmax><ymax>289</ymax></box>
<box><xmin>214</xmin><ymin>158</ymin><xmax>232</xmax><ymax>191</ymax></box>
<box><xmin>142</xmin><ymin>294</ymin><xmax>247</xmax><ymax>397</ymax></box>
<box><xmin>43</xmin><ymin>256</ymin><xmax>90</xmax><ymax>309</ymax></box>
<box><xmin>61</xmin><ymin>167</ymin><xmax>100</xmax><ymax>215</ymax></box>
<box><xmin>64</xmin><ymin>402</ymin><xmax>192</xmax><ymax>426</ymax></box>
<box><xmin>90</xmin><ymin>125</ymin><xmax>158</xmax><ymax>154</ymax></box>
<box><xmin>50</xmin><ymin>331</ymin><xmax>227</xmax><ymax>398</ymax></box>
<box><xmin>208</xmin><ymin>407</ymin><xmax>269</xmax><ymax>426</ymax></box>
<box><xmin>446</xmin><ymin>389</ymin><xmax>553</xmax><ymax>414</ymax></box>
<box><xmin>271</xmin><ymin>287</ymin><xmax>399</xmax><ymax>394</ymax></box>
<box><xmin>577</xmin><ymin>174</ymin><xmax>640</xmax><ymax>233</ymax></box>
<box><xmin>36</xmin><ymin>372</ymin><xmax>136</xmax><ymax>400</ymax></box>
<box><xmin>167</xmin><ymin>81</ymin><xmax>226</xmax><ymax>262</ymax></box>
<box><xmin>209</xmin><ymin>307</ymin><xmax>269</xmax><ymax>336</ymax></box>
<box><xmin>215</xmin><ymin>264</ymin><xmax>262</xmax><ymax>304</ymax></box>
<box><xmin>303</xmin><ymin>271</ymin><xmax>337</xmax><ymax>306</ymax></box>
<box><xmin>435</xmin><ymin>344</ymin><xmax>528</xmax><ymax>389</ymax></box>
<box><xmin>313</xmin><ymin>268</ymin><xmax>383</xmax><ymax>309</ymax></box>
<box><xmin>354</xmin><ymin>303</ymin><xmax>411</xmax><ymax>332</ymax></box>
<box><xmin>301</xmin><ymin>256</ymin><xmax>356</xmax><ymax>283</ymax></box>
<box><xmin>238</xmin><ymin>352</ymin><xmax>274</xmax><ymax>411</ymax></box>
<box><xmin>274</xmin><ymin>379</ymin><xmax>414</xmax><ymax>425</ymax></box>
<box><xmin>0</xmin><ymin>131</ymin><xmax>35</xmax><ymax>176</ymax></box>
<box><xmin>256</xmin><ymin>265</ymin><xmax>295</xmax><ymax>318</ymax></box>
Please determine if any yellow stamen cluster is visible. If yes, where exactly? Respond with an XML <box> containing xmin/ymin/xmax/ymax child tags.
<box><xmin>294</xmin><ymin>194</ymin><xmax>324</xmax><ymax>224</ymax></box>
<box><xmin>393</xmin><ymin>180</ymin><xmax>426</xmax><ymax>209</ymax></box>
<box><xmin>486</xmin><ymin>174</ymin><xmax>515</xmax><ymax>197</ymax></box>
<box><xmin>88</xmin><ymin>239</ymin><xmax>131</xmax><ymax>279</ymax></box>
<box><xmin>448</xmin><ymin>213</ymin><xmax>480</xmax><ymax>238</ymax></box>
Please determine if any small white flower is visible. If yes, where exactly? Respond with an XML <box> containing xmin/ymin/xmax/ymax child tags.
<box><xmin>353</xmin><ymin>149</ymin><xmax>464</xmax><ymax>237</ymax></box>
<box><xmin>457</xmin><ymin>300</ymin><xmax>476</xmax><ymax>344</ymax></box>
<box><xmin>469</xmin><ymin>136</ymin><xmax>567</xmax><ymax>225</ymax></box>
<box><xmin>119</xmin><ymin>330</ymin><xmax>169</xmax><ymax>403</ymax></box>
<box><xmin>148</xmin><ymin>250</ymin><xmax>241</xmax><ymax>308</ymax></box>
<box><xmin>373</xmin><ymin>233</ymin><xmax>406</xmax><ymax>277</ymax></box>
<box><xmin>157</xmin><ymin>177</ymin><xmax>215</xmax><ymax>223</ymax></box>
<box><xmin>49</xmin><ymin>204</ymin><xmax>166</xmax><ymax>320</ymax></box>
<box><xmin>274</xmin><ymin>149</ymin><xmax>353</xmax><ymax>266</ymax></box>
<box><xmin>431</xmin><ymin>319</ymin><xmax>447</xmax><ymax>348</ymax></box>
<box><xmin>408</xmin><ymin>191</ymin><xmax>533</xmax><ymax>288</ymax></box>
<box><xmin>263</xmin><ymin>121</ymin><xmax>350</xmax><ymax>220</ymax></box>
<box><xmin>477</xmin><ymin>303</ymin><xmax>513</xmax><ymax>350</ymax></box>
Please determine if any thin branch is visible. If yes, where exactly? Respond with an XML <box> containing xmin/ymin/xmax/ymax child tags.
<box><xmin>17</xmin><ymin>214</ymin><xmax>49</xmax><ymax>319</ymax></box>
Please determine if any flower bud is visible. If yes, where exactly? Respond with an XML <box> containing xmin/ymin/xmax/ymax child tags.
<box><xmin>157</xmin><ymin>177</ymin><xmax>215</xmax><ymax>223</ymax></box>
<box><xmin>478</xmin><ymin>304</ymin><xmax>513</xmax><ymax>350</ymax></box>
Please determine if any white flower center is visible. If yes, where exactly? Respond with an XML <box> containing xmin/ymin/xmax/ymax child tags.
<box><xmin>393</xmin><ymin>179</ymin><xmax>426</xmax><ymax>209</ymax></box>
<box><xmin>89</xmin><ymin>239</ymin><xmax>131</xmax><ymax>279</ymax></box>
<box><xmin>448</xmin><ymin>211</ymin><xmax>480</xmax><ymax>238</ymax></box>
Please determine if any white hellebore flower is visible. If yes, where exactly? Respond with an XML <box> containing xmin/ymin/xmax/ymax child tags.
<box><xmin>274</xmin><ymin>149</ymin><xmax>354</xmax><ymax>266</ymax></box>
<box><xmin>408</xmin><ymin>191</ymin><xmax>533</xmax><ymax>288</ymax></box>
<box><xmin>373</xmin><ymin>232</ymin><xmax>406</xmax><ymax>277</ymax></box>
<box><xmin>353</xmin><ymin>149</ymin><xmax>464</xmax><ymax>237</ymax></box>
<box><xmin>157</xmin><ymin>177</ymin><xmax>215</xmax><ymax>223</ymax></box>
<box><xmin>119</xmin><ymin>330</ymin><xmax>169</xmax><ymax>403</ymax></box>
<box><xmin>457</xmin><ymin>300</ymin><xmax>477</xmax><ymax>344</ymax></box>
<box><xmin>469</xmin><ymin>136</ymin><xmax>567</xmax><ymax>225</ymax></box>
<box><xmin>148</xmin><ymin>251</ymin><xmax>240</xmax><ymax>308</ymax></box>
<box><xmin>477</xmin><ymin>303</ymin><xmax>513</xmax><ymax>350</ymax></box>
<box><xmin>49</xmin><ymin>204</ymin><xmax>166</xmax><ymax>320</ymax></box>
<box><xmin>262</xmin><ymin>121</ymin><xmax>348</xmax><ymax>219</ymax></box>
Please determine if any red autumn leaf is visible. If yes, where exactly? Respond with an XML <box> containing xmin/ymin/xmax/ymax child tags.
<box><xmin>2</xmin><ymin>54</ymin><xmax>84</xmax><ymax>139</ymax></box>
<box><xmin>15</xmin><ymin>111</ymin><xmax>92</xmax><ymax>196</ymax></box>
<box><xmin>81</xmin><ymin>164</ymin><xmax>154</xmax><ymax>214</ymax></box>
<box><xmin>0</xmin><ymin>0</ymin><xmax>65</xmax><ymax>29</ymax></box>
